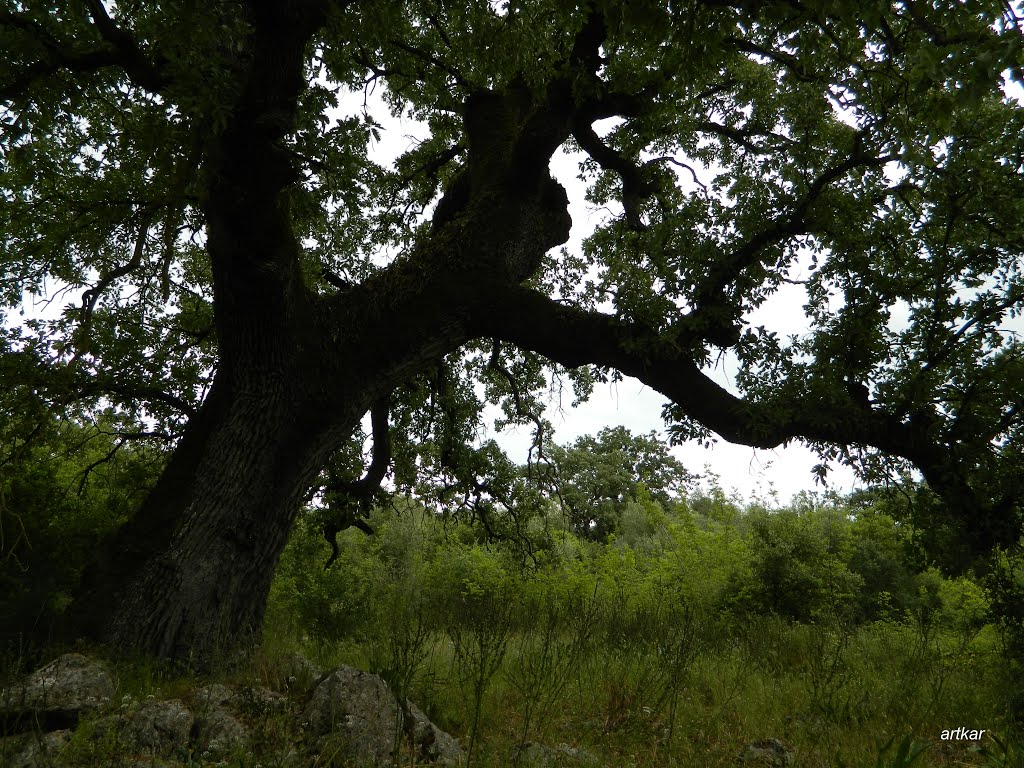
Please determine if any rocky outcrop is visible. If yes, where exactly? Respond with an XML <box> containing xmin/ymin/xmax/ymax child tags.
<box><xmin>0</xmin><ymin>653</ymin><xmax>461</xmax><ymax>767</ymax></box>
<box><xmin>304</xmin><ymin>665</ymin><xmax>401</xmax><ymax>760</ymax></box>
<box><xmin>191</xmin><ymin>684</ymin><xmax>250</xmax><ymax>757</ymax></box>
<box><xmin>124</xmin><ymin>698</ymin><xmax>194</xmax><ymax>756</ymax></box>
<box><xmin>304</xmin><ymin>665</ymin><xmax>464</xmax><ymax>766</ymax></box>
<box><xmin>0</xmin><ymin>654</ymin><xmax>114</xmax><ymax>731</ymax></box>
<box><xmin>407</xmin><ymin>699</ymin><xmax>464</xmax><ymax>766</ymax></box>
<box><xmin>2</xmin><ymin>728</ymin><xmax>73</xmax><ymax>768</ymax></box>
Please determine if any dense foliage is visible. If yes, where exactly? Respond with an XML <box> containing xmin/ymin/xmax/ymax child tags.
<box><xmin>3</xmin><ymin>404</ymin><xmax>1024</xmax><ymax>763</ymax></box>
<box><xmin>2</xmin><ymin>0</ymin><xmax>1024</xmax><ymax>667</ymax></box>
<box><xmin>5</xmin><ymin>0</ymin><xmax>1024</xmax><ymax>759</ymax></box>
<box><xmin>261</xmin><ymin>483</ymin><xmax>1022</xmax><ymax>765</ymax></box>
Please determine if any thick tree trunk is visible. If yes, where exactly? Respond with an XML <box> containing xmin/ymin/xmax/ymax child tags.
<box><xmin>68</xmin><ymin>364</ymin><xmax>366</xmax><ymax>666</ymax></box>
<box><xmin>61</xmin><ymin>0</ymin><xmax>576</xmax><ymax>666</ymax></box>
<box><xmin>64</xmin><ymin>4</ymin><xmax>350</xmax><ymax>666</ymax></box>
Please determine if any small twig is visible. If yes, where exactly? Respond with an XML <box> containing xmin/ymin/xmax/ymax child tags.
<box><xmin>80</xmin><ymin>207</ymin><xmax>155</xmax><ymax>322</ymax></box>
<box><xmin>487</xmin><ymin>341</ymin><xmax>547</xmax><ymax>468</ymax></box>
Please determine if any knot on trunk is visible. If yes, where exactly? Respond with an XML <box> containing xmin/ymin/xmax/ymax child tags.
<box><xmin>499</xmin><ymin>176</ymin><xmax>571</xmax><ymax>283</ymax></box>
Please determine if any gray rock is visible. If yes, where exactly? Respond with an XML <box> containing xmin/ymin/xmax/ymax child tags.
<box><xmin>0</xmin><ymin>654</ymin><xmax>114</xmax><ymax>721</ymax></box>
<box><xmin>123</xmin><ymin>698</ymin><xmax>194</xmax><ymax>755</ymax></box>
<box><xmin>2</xmin><ymin>728</ymin><xmax>73</xmax><ymax>768</ymax></box>
<box><xmin>407</xmin><ymin>700</ymin><xmax>463</xmax><ymax>765</ymax></box>
<box><xmin>234</xmin><ymin>684</ymin><xmax>287</xmax><ymax>715</ymax></box>
<box><xmin>736</xmin><ymin>739</ymin><xmax>794</xmax><ymax>767</ymax></box>
<box><xmin>305</xmin><ymin>665</ymin><xmax>463</xmax><ymax>766</ymax></box>
<box><xmin>305</xmin><ymin>666</ymin><xmax>403</xmax><ymax>765</ymax></box>
<box><xmin>510</xmin><ymin>741</ymin><xmax>599</xmax><ymax>767</ymax></box>
<box><xmin>510</xmin><ymin>742</ymin><xmax>553</xmax><ymax>767</ymax></box>
<box><xmin>194</xmin><ymin>702</ymin><xmax>250</xmax><ymax>756</ymax></box>
<box><xmin>192</xmin><ymin>683</ymin><xmax>234</xmax><ymax>708</ymax></box>
<box><xmin>191</xmin><ymin>683</ymin><xmax>250</xmax><ymax>756</ymax></box>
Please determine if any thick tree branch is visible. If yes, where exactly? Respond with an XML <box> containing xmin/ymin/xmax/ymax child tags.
<box><xmin>0</xmin><ymin>7</ymin><xmax>167</xmax><ymax>99</ymax></box>
<box><xmin>474</xmin><ymin>285</ymin><xmax>931</xmax><ymax>463</ymax></box>
<box><xmin>564</xmin><ymin>8</ymin><xmax>654</xmax><ymax>228</ymax></box>
<box><xmin>568</xmin><ymin>10</ymin><xmax>607</xmax><ymax>77</ymax></box>
<box><xmin>698</xmin><ymin>120</ymin><xmax>797</xmax><ymax>154</ymax></box>
<box><xmin>201</xmin><ymin>2</ymin><xmax>330</xmax><ymax>351</ymax></box>
<box><xmin>321</xmin><ymin>268</ymin><xmax>352</xmax><ymax>290</ymax></box>
<box><xmin>80</xmin><ymin>0</ymin><xmax>167</xmax><ymax>92</ymax></box>
<box><xmin>571</xmin><ymin>121</ymin><xmax>653</xmax><ymax>231</ymax></box>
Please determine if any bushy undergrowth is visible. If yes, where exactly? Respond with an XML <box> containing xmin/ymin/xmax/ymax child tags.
<box><xmin>4</xmin><ymin>425</ymin><xmax>1022</xmax><ymax>767</ymax></box>
<box><xmin>264</xmin><ymin>491</ymin><xmax>1022</xmax><ymax>767</ymax></box>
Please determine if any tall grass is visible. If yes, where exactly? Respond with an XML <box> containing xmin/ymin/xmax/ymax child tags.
<box><xmin>259</xmin><ymin>500</ymin><xmax>1020</xmax><ymax>766</ymax></box>
<box><xmin>273</xmin><ymin>593</ymin><xmax>1009</xmax><ymax>764</ymax></box>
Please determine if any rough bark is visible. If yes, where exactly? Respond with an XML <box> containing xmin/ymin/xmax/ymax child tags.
<box><xmin>71</xmin><ymin>378</ymin><xmax>357</xmax><ymax>662</ymax></box>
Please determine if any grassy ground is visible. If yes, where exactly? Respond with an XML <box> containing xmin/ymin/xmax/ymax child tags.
<box><xmin>6</xmin><ymin>499</ymin><xmax>1022</xmax><ymax>767</ymax></box>
<box><xmin>285</xmin><ymin>613</ymin><xmax>1015</xmax><ymax>767</ymax></box>
<box><xmin>2</xmin><ymin>611</ymin><xmax>1017</xmax><ymax>768</ymax></box>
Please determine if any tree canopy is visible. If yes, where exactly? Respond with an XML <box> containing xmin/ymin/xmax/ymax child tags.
<box><xmin>2</xmin><ymin>0</ymin><xmax>1024</xmax><ymax>664</ymax></box>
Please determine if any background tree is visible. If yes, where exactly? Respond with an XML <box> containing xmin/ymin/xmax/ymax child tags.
<box><xmin>2</xmin><ymin>0</ymin><xmax>1024</xmax><ymax>666</ymax></box>
<box><xmin>548</xmin><ymin>426</ymin><xmax>694</xmax><ymax>540</ymax></box>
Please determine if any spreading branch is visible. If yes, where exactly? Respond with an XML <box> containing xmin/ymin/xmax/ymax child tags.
<box><xmin>728</xmin><ymin>38</ymin><xmax>819</xmax><ymax>83</ymax></box>
<box><xmin>698</xmin><ymin>120</ymin><xmax>797</xmax><ymax>155</ymax></box>
<box><xmin>79</xmin><ymin>380</ymin><xmax>199</xmax><ymax>419</ymax></box>
<box><xmin>321</xmin><ymin>268</ymin><xmax>352</xmax><ymax>290</ymax></box>
<box><xmin>389</xmin><ymin>38</ymin><xmax>471</xmax><ymax>88</ymax></box>
<box><xmin>486</xmin><ymin>341</ymin><xmax>547</xmax><ymax>467</ymax></box>
<box><xmin>689</xmin><ymin>133</ymin><xmax>897</xmax><ymax>337</ymax></box>
<box><xmin>80</xmin><ymin>0</ymin><xmax>167</xmax><ymax>91</ymax></box>
<box><xmin>0</xmin><ymin>6</ymin><xmax>166</xmax><ymax>100</ymax></box>
<box><xmin>81</xmin><ymin>208</ymin><xmax>155</xmax><ymax>322</ymax></box>
<box><xmin>571</xmin><ymin>121</ymin><xmax>654</xmax><ymax>231</ymax></box>
<box><xmin>474</xmin><ymin>284</ymin><xmax>931</xmax><ymax>464</ymax></box>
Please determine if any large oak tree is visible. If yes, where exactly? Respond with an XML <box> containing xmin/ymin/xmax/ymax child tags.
<box><xmin>2</xmin><ymin>0</ymin><xmax>1023</xmax><ymax>666</ymax></box>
